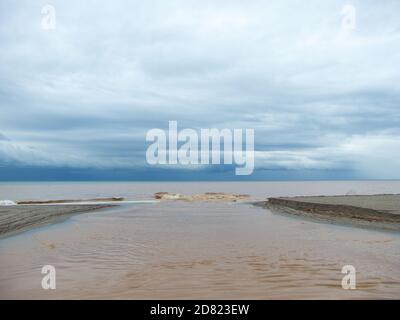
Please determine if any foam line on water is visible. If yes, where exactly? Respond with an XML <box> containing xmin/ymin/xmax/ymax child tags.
<box><xmin>17</xmin><ymin>200</ymin><xmax>159</xmax><ymax>206</ymax></box>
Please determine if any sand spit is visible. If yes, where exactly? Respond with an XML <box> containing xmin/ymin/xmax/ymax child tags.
<box><xmin>154</xmin><ymin>192</ymin><xmax>251</xmax><ymax>202</ymax></box>
<box><xmin>0</xmin><ymin>204</ymin><xmax>114</xmax><ymax>239</ymax></box>
<box><xmin>257</xmin><ymin>194</ymin><xmax>400</xmax><ymax>231</ymax></box>
<box><xmin>17</xmin><ymin>197</ymin><xmax>124</xmax><ymax>205</ymax></box>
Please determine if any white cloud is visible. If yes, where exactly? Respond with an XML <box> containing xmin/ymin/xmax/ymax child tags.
<box><xmin>0</xmin><ymin>0</ymin><xmax>399</xmax><ymax>178</ymax></box>
<box><xmin>255</xmin><ymin>133</ymin><xmax>400</xmax><ymax>178</ymax></box>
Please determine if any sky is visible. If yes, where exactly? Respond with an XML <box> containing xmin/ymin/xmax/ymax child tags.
<box><xmin>0</xmin><ymin>0</ymin><xmax>399</xmax><ymax>181</ymax></box>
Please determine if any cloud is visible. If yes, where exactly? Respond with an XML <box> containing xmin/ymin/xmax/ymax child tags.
<box><xmin>0</xmin><ymin>139</ymin><xmax>90</xmax><ymax>167</ymax></box>
<box><xmin>255</xmin><ymin>133</ymin><xmax>400</xmax><ymax>179</ymax></box>
<box><xmin>0</xmin><ymin>0</ymin><xmax>399</xmax><ymax>179</ymax></box>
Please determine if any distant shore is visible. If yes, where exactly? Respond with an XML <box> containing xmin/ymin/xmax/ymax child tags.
<box><xmin>257</xmin><ymin>194</ymin><xmax>400</xmax><ymax>231</ymax></box>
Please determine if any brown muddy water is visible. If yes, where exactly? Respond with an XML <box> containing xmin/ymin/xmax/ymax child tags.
<box><xmin>0</xmin><ymin>181</ymin><xmax>400</xmax><ymax>299</ymax></box>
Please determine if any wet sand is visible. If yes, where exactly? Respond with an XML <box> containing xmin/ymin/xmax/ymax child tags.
<box><xmin>0</xmin><ymin>205</ymin><xmax>114</xmax><ymax>239</ymax></box>
<box><xmin>259</xmin><ymin>194</ymin><xmax>400</xmax><ymax>232</ymax></box>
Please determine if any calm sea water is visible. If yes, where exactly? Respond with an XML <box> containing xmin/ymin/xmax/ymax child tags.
<box><xmin>0</xmin><ymin>181</ymin><xmax>400</xmax><ymax>299</ymax></box>
<box><xmin>1</xmin><ymin>180</ymin><xmax>400</xmax><ymax>201</ymax></box>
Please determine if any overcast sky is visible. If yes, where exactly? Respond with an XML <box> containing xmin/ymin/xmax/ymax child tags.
<box><xmin>0</xmin><ymin>0</ymin><xmax>399</xmax><ymax>180</ymax></box>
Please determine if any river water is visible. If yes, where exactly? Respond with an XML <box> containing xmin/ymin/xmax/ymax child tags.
<box><xmin>0</xmin><ymin>181</ymin><xmax>399</xmax><ymax>299</ymax></box>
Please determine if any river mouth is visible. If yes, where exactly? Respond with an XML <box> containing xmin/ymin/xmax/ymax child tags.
<box><xmin>1</xmin><ymin>198</ymin><xmax>400</xmax><ymax>299</ymax></box>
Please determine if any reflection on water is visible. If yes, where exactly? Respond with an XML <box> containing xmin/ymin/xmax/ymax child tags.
<box><xmin>0</xmin><ymin>182</ymin><xmax>400</xmax><ymax>299</ymax></box>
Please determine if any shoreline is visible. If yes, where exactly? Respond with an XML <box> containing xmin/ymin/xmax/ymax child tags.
<box><xmin>256</xmin><ymin>194</ymin><xmax>400</xmax><ymax>232</ymax></box>
<box><xmin>1</xmin><ymin>189</ymin><xmax>400</xmax><ymax>299</ymax></box>
<box><xmin>0</xmin><ymin>204</ymin><xmax>115</xmax><ymax>239</ymax></box>
<box><xmin>2</xmin><ymin>193</ymin><xmax>400</xmax><ymax>240</ymax></box>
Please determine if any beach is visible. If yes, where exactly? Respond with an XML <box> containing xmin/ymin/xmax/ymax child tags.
<box><xmin>0</xmin><ymin>204</ymin><xmax>114</xmax><ymax>239</ymax></box>
<box><xmin>0</xmin><ymin>181</ymin><xmax>400</xmax><ymax>299</ymax></box>
<box><xmin>260</xmin><ymin>194</ymin><xmax>400</xmax><ymax>232</ymax></box>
